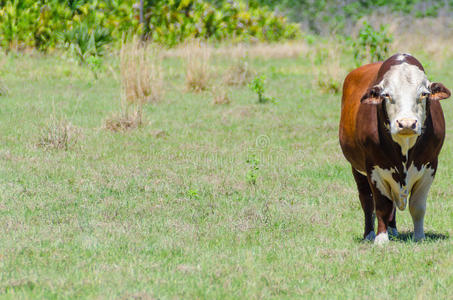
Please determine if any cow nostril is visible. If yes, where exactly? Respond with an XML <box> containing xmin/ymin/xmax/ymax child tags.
<box><xmin>397</xmin><ymin>120</ymin><xmax>403</xmax><ymax>128</ymax></box>
<box><xmin>411</xmin><ymin>122</ymin><xmax>417</xmax><ymax>129</ymax></box>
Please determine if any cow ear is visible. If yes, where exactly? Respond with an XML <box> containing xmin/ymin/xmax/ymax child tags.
<box><xmin>361</xmin><ymin>86</ymin><xmax>383</xmax><ymax>104</ymax></box>
<box><xmin>429</xmin><ymin>82</ymin><xmax>451</xmax><ymax>101</ymax></box>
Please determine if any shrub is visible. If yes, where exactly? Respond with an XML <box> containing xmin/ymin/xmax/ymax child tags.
<box><xmin>353</xmin><ymin>21</ymin><xmax>393</xmax><ymax>65</ymax></box>
<box><xmin>61</xmin><ymin>24</ymin><xmax>112</xmax><ymax>64</ymax></box>
<box><xmin>0</xmin><ymin>1</ymin><xmax>300</xmax><ymax>52</ymax></box>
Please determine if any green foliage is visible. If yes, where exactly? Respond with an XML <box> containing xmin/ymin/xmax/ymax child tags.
<box><xmin>0</xmin><ymin>0</ymin><xmax>300</xmax><ymax>52</ymax></box>
<box><xmin>144</xmin><ymin>0</ymin><xmax>300</xmax><ymax>46</ymax></box>
<box><xmin>87</xmin><ymin>55</ymin><xmax>103</xmax><ymax>79</ymax></box>
<box><xmin>250</xmin><ymin>0</ymin><xmax>453</xmax><ymax>34</ymax></box>
<box><xmin>249</xmin><ymin>74</ymin><xmax>275</xmax><ymax>103</ymax></box>
<box><xmin>353</xmin><ymin>21</ymin><xmax>393</xmax><ymax>64</ymax></box>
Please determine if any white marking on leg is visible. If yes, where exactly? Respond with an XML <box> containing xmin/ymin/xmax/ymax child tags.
<box><xmin>374</xmin><ymin>232</ymin><xmax>389</xmax><ymax>245</ymax></box>
<box><xmin>409</xmin><ymin>167</ymin><xmax>434</xmax><ymax>242</ymax></box>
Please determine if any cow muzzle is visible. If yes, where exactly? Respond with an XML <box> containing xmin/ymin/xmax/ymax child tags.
<box><xmin>395</xmin><ymin>118</ymin><xmax>418</xmax><ymax>136</ymax></box>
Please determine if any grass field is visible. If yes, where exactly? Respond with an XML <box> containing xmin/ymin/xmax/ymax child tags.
<box><xmin>1</xmin><ymin>42</ymin><xmax>453</xmax><ymax>299</ymax></box>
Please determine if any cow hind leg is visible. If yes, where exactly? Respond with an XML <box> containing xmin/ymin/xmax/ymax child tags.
<box><xmin>352</xmin><ymin>168</ymin><xmax>375</xmax><ymax>241</ymax></box>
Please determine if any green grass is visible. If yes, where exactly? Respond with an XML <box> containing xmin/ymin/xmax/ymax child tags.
<box><xmin>1</xmin><ymin>47</ymin><xmax>453</xmax><ymax>299</ymax></box>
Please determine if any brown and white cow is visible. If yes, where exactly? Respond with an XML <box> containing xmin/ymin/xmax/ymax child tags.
<box><xmin>339</xmin><ymin>53</ymin><xmax>451</xmax><ymax>245</ymax></box>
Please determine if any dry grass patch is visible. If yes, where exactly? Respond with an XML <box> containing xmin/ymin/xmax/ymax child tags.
<box><xmin>211</xmin><ymin>85</ymin><xmax>231</xmax><ymax>105</ymax></box>
<box><xmin>105</xmin><ymin>38</ymin><xmax>163</xmax><ymax>132</ymax></box>
<box><xmin>121</xmin><ymin>39</ymin><xmax>164</xmax><ymax>104</ymax></box>
<box><xmin>165</xmin><ymin>42</ymin><xmax>308</xmax><ymax>60</ymax></box>
<box><xmin>104</xmin><ymin>111</ymin><xmax>144</xmax><ymax>132</ymax></box>
<box><xmin>37</xmin><ymin>116</ymin><xmax>81</xmax><ymax>151</ymax></box>
<box><xmin>223</xmin><ymin>60</ymin><xmax>254</xmax><ymax>87</ymax></box>
<box><xmin>183</xmin><ymin>40</ymin><xmax>212</xmax><ymax>92</ymax></box>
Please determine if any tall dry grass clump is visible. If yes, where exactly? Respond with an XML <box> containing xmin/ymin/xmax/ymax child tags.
<box><xmin>222</xmin><ymin>47</ymin><xmax>254</xmax><ymax>87</ymax></box>
<box><xmin>183</xmin><ymin>40</ymin><xmax>212</xmax><ymax>92</ymax></box>
<box><xmin>105</xmin><ymin>38</ymin><xmax>163</xmax><ymax>132</ymax></box>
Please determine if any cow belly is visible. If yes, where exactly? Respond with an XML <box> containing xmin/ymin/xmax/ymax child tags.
<box><xmin>370</xmin><ymin>164</ymin><xmax>435</xmax><ymax>210</ymax></box>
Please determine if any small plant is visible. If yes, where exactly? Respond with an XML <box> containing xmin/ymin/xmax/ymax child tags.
<box><xmin>38</xmin><ymin>116</ymin><xmax>81</xmax><ymax>151</ymax></box>
<box><xmin>249</xmin><ymin>75</ymin><xmax>275</xmax><ymax>104</ymax></box>
<box><xmin>62</xmin><ymin>24</ymin><xmax>112</xmax><ymax>64</ymax></box>
<box><xmin>186</xmin><ymin>189</ymin><xmax>200</xmax><ymax>200</ymax></box>
<box><xmin>87</xmin><ymin>56</ymin><xmax>103</xmax><ymax>79</ymax></box>
<box><xmin>353</xmin><ymin>21</ymin><xmax>393</xmax><ymax>65</ymax></box>
<box><xmin>246</xmin><ymin>154</ymin><xmax>260</xmax><ymax>185</ymax></box>
<box><xmin>183</xmin><ymin>40</ymin><xmax>212</xmax><ymax>92</ymax></box>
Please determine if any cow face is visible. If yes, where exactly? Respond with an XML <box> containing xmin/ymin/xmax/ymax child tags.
<box><xmin>361</xmin><ymin>63</ymin><xmax>451</xmax><ymax>138</ymax></box>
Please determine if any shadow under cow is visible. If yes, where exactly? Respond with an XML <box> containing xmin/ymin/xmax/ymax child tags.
<box><xmin>354</xmin><ymin>231</ymin><xmax>449</xmax><ymax>243</ymax></box>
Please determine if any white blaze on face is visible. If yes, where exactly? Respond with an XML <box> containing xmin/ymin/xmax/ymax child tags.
<box><xmin>378</xmin><ymin>63</ymin><xmax>430</xmax><ymax>150</ymax></box>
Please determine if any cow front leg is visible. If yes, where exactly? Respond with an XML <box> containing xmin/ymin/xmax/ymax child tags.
<box><xmin>352</xmin><ymin>169</ymin><xmax>375</xmax><ymax>240</ymax></box>
<box><xmin>373</xmin><ymin>192</ymin><xmax>394</xmax><ymax>245</ymax></box>
<box><xmin>409</xmin><ymin>172</ymin><xmax>434</xmax><ymax>242</ymax></box>
<box><xmin>388</xmin><ymin>205</ymin><xmax>398</xmax><ymax>238</ymax></box>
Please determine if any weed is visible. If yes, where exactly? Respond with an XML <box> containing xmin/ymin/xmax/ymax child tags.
<box><xmin>246</xmin><ymin>154</ymin><xmax>260</xmax><ymax>185</ymax></box>
<box><xmin>186</xmin><ymin>189</ymin><xmax>200</xmax><ymax>200</ymax></box>
<box><xmin>87</xmin><ymin>56</ymin><xmax>103</xmax><ymax>80</ymax></box>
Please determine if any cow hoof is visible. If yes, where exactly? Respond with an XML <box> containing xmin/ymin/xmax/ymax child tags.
<box><xmin>374</xmin><ymin>232</ymin><xmax>389</xmax><ymax>246</ymax></box>
<box><xmin>413</xmin><ymin>233</ymin><xmax>425</xmax><ymax>242</ymax></box>
<box><xmin>388</xmin><ymin>227</ymin><xmax>398</xmax><ymax>239</ymax></box>
<box><xmin>364</xmin><ymin>231</ymin><xmax>376</xmax><ymax>241</ymax></box>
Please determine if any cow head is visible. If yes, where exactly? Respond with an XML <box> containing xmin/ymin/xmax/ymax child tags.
<box><xmin>361</xmin><ymin>60</ymin><xmax>451</xmax><ymax>138</ymax></box>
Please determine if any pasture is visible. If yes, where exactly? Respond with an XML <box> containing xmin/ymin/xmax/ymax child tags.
<box><xmin>1</xmin><ymin>41</ymin><xmax>453</xmax><ymax>298</ymax></box>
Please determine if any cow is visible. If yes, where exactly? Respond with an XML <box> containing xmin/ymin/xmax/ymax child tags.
<box><xmin>339</xmin><ymin>53</ymin><xmax>450</xmax><ymax>245</ymax></box>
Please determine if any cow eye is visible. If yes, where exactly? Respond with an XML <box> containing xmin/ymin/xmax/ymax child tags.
<box><xmin>420</xmin><ymin>92</ymin><xmax>429</xmax><ymax>98</ymax></box>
